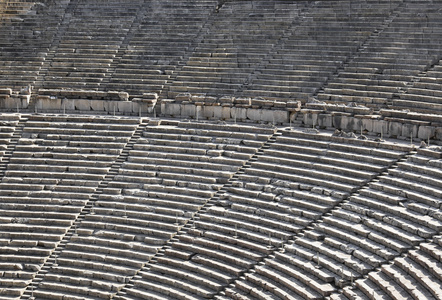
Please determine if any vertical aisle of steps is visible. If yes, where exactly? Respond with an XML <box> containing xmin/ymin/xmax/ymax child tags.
<box><xmin>234</xmin><ymin>1</ymin><xmax>317</xmax><ymax>96</ymax></box>
<box><xmin>99</xmin><ymin>0</ymin><xmax>151</xmax><ymax>89</ymax></box>
<box><xmin>397</xmin><ymin>56</ymin><xmax>442</xmax><ymax>98</ymax></box>
<box><xmin>115</xmin><ymin>126</ymin><xmax>282</xmax><ymax>298</ymax></box>
<box><xmin>157</xmin><ymin>2</ymin><xmax>224</xmax><ymax>101</ymax></box>
<box><xmin>20</xmin><ymin>117</ymin><xmax>150</xmax><ymax>300</ymax></box>
<box><xmin>29</xmin><ymin>0</ymin><xmax>79</xmax><ymax>106</ymax></box>
<box><xmin>216</xmin><ymin>144</ymin><xmax>418</xmax><ymax>298</ymax></box>
<box><xmin>0</xmin><ymin>115</ymin><xmax>29</xmax><ymax>178</ymax></box>
<box><xmin>330</xmin><ymin>148</ymin><xmax>442</xmax><ymax>299</ymax></box>
<box><xmin>313</xmin><ymin>0</ymin><xmax>406</xmax><ymax>101</ymax></box>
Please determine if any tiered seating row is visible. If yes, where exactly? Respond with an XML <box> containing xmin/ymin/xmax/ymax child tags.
<box><xmin>32</xmin><ymin>120</ymin><xmax>274</xmax><ymax>300</ymax></box>
<box><xmin>226</xmin><ymin>147</ymin><xmax>442</xmax><ymax>300</ymax></box>
<box><xmin>40</xmin><ymin>0</ymin><xmax>145</xmax><ymax>91</ymax></box>
<box><xmin>395</xmin><ymin>61</ymin><xmax>442</xmax><ymax>114</ymax></box>
<box><xmin>318</xmin><ymin>1</ymin><xmax>442</xmax><ymax>110</ymax></box>
<box><xmin>240</xmin><ymin>0</ymin><xmax>402</xmax><ymax>101</ymax></box>
<box><xmin>0</xmin><ymin>0</ymin><xmax>70</xmax><ymax>91</ymax></box>
<box><xmin>340</xmin><ymin>235</ymin><xmax>442</xmax><ymax>300</ymax></box>
<box><xmin>167</xmin><ymin>1</ymin><xmax>313</xmax><ymax>99</ymax></box>
<box><xmin>106</xmin><ymin>0</ymin><xmax>218</xmax><ymax>99</ymax></box>
<box><xmin>0</xmin><ymin>115</ymin><xmax>139</xmax><ymax>298</ymax></box>
<box><xmin>118</xmin><ymin>129</ymin><xmax>409</xmax><ymax>299</ymax></box>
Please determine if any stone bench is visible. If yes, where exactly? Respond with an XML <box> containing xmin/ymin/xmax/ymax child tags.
<box><xmin>84</xmin><ymin>214</ymin><xmax>179</xmax><ymax>233</ymax></box>
<box><xmin>378</xmin><ymin>176</ymin><xmax>441</xmax><ymax>208</ymax></box>
<box><xmin>173</xmin><ymin>236</ymin><xmax>257</xmax><ymax>270</ymax></box>
<box><xmin>131</xmin><ymin>277</ymin><xmax>202</xmax><ymax>300</ymax></box>
<box><xmin>98</xmin><ymin>194</ymin><xmax>203</xmax><ymax>213</ymax></box>
<box><xmin>381</xmin><ymin>263</ymin><xmax>433</xmax><ymax>300</ymax></box>
<box><xmin>207</xmin><ymin>205</ymin><xmax>299</xmax><ymax>240</ymax></box>
<box><xmin>230</xmin><ymin>201</ymin><xmax>311</xmax><ymax>228</ymax></box>
<box><xmin>260</xmin><ymin>155</ymin><xmax>376</xmax><ymax>180</ymax></box>
<box><xmin>37</xmin><ymin>280</ymin><xmax>112</xmax><ymax>299</ymax></box>
<box><xmin>395</xmin><ymin>255</ymin><xmax>442</xmax><ymax>299</ymax></box>
<box><xmin>139</xmin><ymin>269</ymin><xmax>217</xmax><ymax>299</ymax></box>
<box><xmin>248</xmin><ymin>163</ymin><xmax>360</xmax><ymax>193</ymax></box>
<box><xmin>258</xmin><ymin>261</ymin><xmax>330</xmax><ymax>298</ymax></box>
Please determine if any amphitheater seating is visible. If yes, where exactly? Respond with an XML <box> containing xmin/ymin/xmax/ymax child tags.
<box><xmin>239</xmin><ymin>0</ymin><xmax>402</xmax><ymax>102</ymax></box>
<box><xmin>224</xmin><ymin>147</ymin><xmax>441</xmax><ymax>300</ymax></box>
<box><xmin>340</xmin><ymin>235</ymin><xmax>442</xmax><ymax>300</ymax></box>
<box><xmin>39</xmin><ymin>0</ymin><xmax>146</xmax><ymax>92</ymax></box>
<box><xmin>0</xmin><ymin>114</ymin><xmax>20</xmax><ymax>158</ymax></box>
<box><xmin>318</xmin><ymin>1</ymin><xmax>442</xmax><ymax>109</ymax></box>
<box><xmin>0</xmin><ymin>1</ymin><xmax>69</xmax><ymax>92</ymax></box>
<box><xmin>32</xmin><ymin>120</ymin><xmax>274</xmax><ymax>299</ymax></box>
<box><xmin>117</xmin><ymin>129</ymin><xmax>410</xmax><ymax>299</ymax></box>
<box><xmin>1</xmin><ymin>0</ymin><xmax>442</xmax><ymax>299</ymax></box>
<box><xmin>393</xmin><ymin>61</ymin><xmax>442</xmax><ymax>114</ymax></box>
<box><xmin>106</xmin><ymin>0</ymin><xmax>218</xmax><ymax>99</ymax></box>
<box><xmin>166</xmin><ymin>1</ymin><xmax>311</xmax><ymax>99</ymax></box>
<box><xmin>0</xmin><ymin>115</ymin><xmax>138</xmax><ymax>298</ymax></box>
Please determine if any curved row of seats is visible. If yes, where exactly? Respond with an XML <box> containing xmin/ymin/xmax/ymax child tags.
<box><xmin>0</xmin><ymin>114</ymin><xmax>440</xmax><ymax>299</ymax></box>
<box><xmin>237</xmin><ymin>0</ymin><xmax>402</xmax><ymax>101</ymax></box>
<box><xmin>39</xmin><ymin>0</ymin><xmax>145</xmax><ymax>91</ymax></box>
<box><xmin>318</xmin><ymin>0</ymin><xmax>442</xmax><ymax>111</ymax></box>
<box><xmin>224</xmin><ymin>148</ymin><xmax>442</xmax><ymax>300</ymax></box>
<box><xmin>2</xmin><ymin>0</ymin><xmax>441</xmax><ymax>117</ymax></box>
<box><xmin>166</xmin><ymin>0</ymin><xmax>313</xmax><ymax>99</ymax></box>
<box><xmin>338</xmin><ymin>235</ymin><xmax>442</xmax><ymax>300</ymax></box>
<box><xmin>0</xmin><ymin>0</ymin><xmax>69</xmax><ymax>92</ymax></box>
<box><xmin>0</xmin><ymin>114</ymin><xmax>139</xmax><ymax>298</ymax></box>
<box><xmin>30</xmin><ymin>120</ymin><xmax>275</xmax><ymax>299</ymax></box>
<box><xmin>113</xmin><ymin>129</ymin><xmax>415</xmax><ymax>299</ymax></box>
<box><xmin>105</xmin><ymin>0</ymin><xmax>219</xmax><ymax>99</ymax></box>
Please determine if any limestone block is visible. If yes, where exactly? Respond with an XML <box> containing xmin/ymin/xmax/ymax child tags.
<box><xmin>303</xmin><ymin>112</ymin><xmax>315</xmax><ymax>127</ymax></box>
<box><xmin>221</xmin><ymin>106</ymin><xmax>231</xmax><ymax>120</ymax></box>
<box><xmin>181</xmin><ymin>104</ymin><xmax>196</xmax><ymax>118</ymax></box>
<box><xmin>35</xmin><ymin>96</ymin><xmax>60</xmax><ymax>111</ymax></box>
<box><xmin>232</xmin><ymin>107</ymin><xmax>247</xmax><ymax>121</ymax></box>
<box><xmin>212</xmin><ymin>106</ymin><xmax>223</xmax><ymax>119</ymax></box>
<box><xmin>331</xmin><ymin>112</ymin><xmax>352</xmax><ymax>129</ymax></box>
<box><xmin>104</xmin><ymin>101</ymin><xmax>117</xmax><ymax>114</ymax></box>
<box><xmin>247</xmin><ymin>108</ymin><xmax>262</xmax><ymax>121</ymax></box>
<box><xmin>340</xmin><ymin>115</ymin><xmax>359</xmax><ymax>132</ymax></box>
<box><xmin>274</xmin><ymin>101</ymin><xmax>286</xmax><ymax>108</ymax></box>
<box><xmin>360</xmin><ymin>118</ymin><xmax>373</xmax><ymax>132</ymax></box>
<box><xmin>18</xmin><ymin>95</ymin><xmax>30</xmax><ymax>108</ymax></box>
<box><xmin>436</xmin><ymin>127</ymin><xmax>442</xmax><ymax>141</ymax></box>
<box><xmin>235</xmin><ymin>97</ymin><xmax>251</xmax><ymax>106</ymax></box>
<box><xmin>401</xmin><ymin>123</ymin><xmax>418</xmax><ymax>139</ymax></box>
<box><xmin>191</xmin><ymin>95</ymin><xmax>206</xmax><ymax>103</ymax></box>
<box><xmin>75</xmin><ymin>99</ymin><xmax>91</xmax><ymax>111</ymax></box>
<box><xmin>205</xmin><ymin>96</ymin><xmax>217</xmax><ymax>104</ymax></box>
<box><xmin>62</xmin><ymin>98</ymin><xmax>76</xmax><ymax>111</ymax></box>
<box><xmin>201</xmin><ymin>105</ymin><xmax>215</xmax><ymax>119</ymax></box>
<box><xmin>287</xmin><ymin>100</ymin><xmax>301</xmax><ymax>111</ymax></box>
<box><xmin>219</xmin><ymin>96</ymin><xmax>234</xmax><ymax>104</ymax></box>
<box><xmin>0</xmin><ymin>88</ymin><xmax>12</xmax><ymax>95</ymax></box>
<box><xmin>372</xmin><ymin>120</ymin><xmax>388</xmax><ymax>136</ymax></box>
<box><xmin>90</xmin><ymin>100</ymin><xmax>105</xmax><ymax>112</ymax></box>
<box><xmin>388</xmin><ymin>121</ymin><xmax>402</xmax><ymax>137</ymax></box>
<box><xmin>261</xmin><ymin>110</ymin><xmax>278</xmax><ymax>123</ymax></box>
<box><xmin>161</xmin><ymin>102</ymin><xmax>180</xmax><ymax>116</ymax></box>
<box><xmin>251</xmin><ymin>98</ymin><xmax>267</xmax><ymax>107</ymax></box>
<box><xmin>273</xmin><ymin>110</ymin><xmax>289</xmax><ymax>124</ymax></box>
<box><xmin>143</xmin><ymin>93</ymin><xmax>158</xmax><ymax>100</ymax></box>
<box><xmin>175</xmin><ymin>93</ymin><xmax>191</xmax><ymax>102</ymax></box>
<box><xmin>318</xmin><ymin>113</ymin><xmax>332</xmax><ymax>128</ymax></box>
